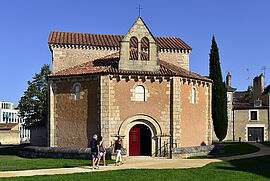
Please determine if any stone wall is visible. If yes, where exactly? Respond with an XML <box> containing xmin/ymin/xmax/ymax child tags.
<box><xmin>51</xmin><ymin>48</ymin><xmax>190</xmax><ymax>73</ymax></box>
<box><xmin>0</xmin><ymin>131</ymin><xmax>20</xmax><ymax>145</ymax></box>
<box><xmin>51</xmin><ymin>48</ymin><xmax>117</xmax><ymax>73</ymax></box>
<box><xmin>159</xmin><ymin>52</ymin><xmax>189</xmax><ymax>71</ymax></box>
<box><xmin>18</xmin><ymin>146</ymin><xmax>92</xmax><ymax>160</ymax></box>
<box><xmin>172</xmin><ymin>144</ymin><xmax>224</xmax><ymax>159</ymax></box>
<box><xmin>179</xmin><ymin>80</ymin><xmax>211</xmax><ymax>147</ymax></box>
<box><xmin>50</xmin><ymin>76</ymin><xmax>100</xmax><ymax>148</ymax></box>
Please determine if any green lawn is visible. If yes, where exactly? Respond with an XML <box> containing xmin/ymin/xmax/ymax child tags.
<box><xmin>189</xmin><ymin>142</ymin><xmax>260</xmax><ymax>159</ymax></box>
<box><xmin>0</xmin><ymin>146</ymin><xmax>113</xmax><ymax>171</ymax></box>
<box><xmin>2</xmin><ymin>155</ymin><xmax>270</xmax><ymax>181</ymax></box>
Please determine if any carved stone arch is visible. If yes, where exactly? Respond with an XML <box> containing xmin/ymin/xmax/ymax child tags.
<box><xmin>118</xmin><ymin>114</ymin><xmax>162</xmax><ymax>136</ymax></box>
<box><xmin>141</xmin><ymin>37</ymin><xmax>149</xmax><ymax>61</ymax></box>
<box><xmin>118</xmin><ymin>114</ymin><xmax>162</xmax><ymax>156</ymax></box>
<box><xmin>129</xmin><ymin>36</ymin><xmax>138</xmax><ymax>60</ymax></box>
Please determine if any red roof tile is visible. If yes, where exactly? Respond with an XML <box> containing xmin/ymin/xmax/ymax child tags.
<box><xmin>48</xmin><ymin>31</ymin><xmax>192</xmax><ymax>51</ymax></box>
<box><xmin>0</xmin><ymin>123</ymin><xmax>18</xmax><ymax>130</ymax></box>
<box><xmin>48</xmin><ymin>53</ymin><xmax>211</xmax><ymax>82</ymax></box>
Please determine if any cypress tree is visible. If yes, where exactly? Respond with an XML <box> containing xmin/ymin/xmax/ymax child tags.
<box><xmin>209</xmin><ymin>35</ymin><xmax>228</xmax><ymax>141</ymax></box>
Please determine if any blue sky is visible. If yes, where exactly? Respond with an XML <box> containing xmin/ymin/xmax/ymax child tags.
<box><xmin>1</xmin><ymin>0</ymin><xmax>269</xmax><ymax>105</ymax></box>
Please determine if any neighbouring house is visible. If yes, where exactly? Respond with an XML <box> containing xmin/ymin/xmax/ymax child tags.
<box><xmin>0</xmin><ymin>123</ymin><xmax>20</xmax><ymax>145</ymax></box>
<box><xmin>47</xmin><ymin>17</ymin><xmax>213</xmax><ymax>157</ymax></box>
<box><xmin>222</xmin><ymin>73</ymin><xmax>269</xmax><ymax>142</ymax></box>
<box><xmin>0</xmin><ymin>101</ymin><xmax>30</xmax><ymax>143</ymax></box>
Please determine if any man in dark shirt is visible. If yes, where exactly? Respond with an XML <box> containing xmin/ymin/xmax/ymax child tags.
<box><xmin>90</xmin><ymin>134</ymin><xmax>99</xmax><ymax>169</ymax></box>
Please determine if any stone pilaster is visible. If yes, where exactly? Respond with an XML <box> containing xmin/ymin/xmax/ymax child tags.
<box><xmin>48</xmin><ymin>80</ymin><xmax>57</xmax><ymax>147</ymax></box>
<box><xmin>206</xmin><ymin>83</ymin><xmax>213</xmax><ymax>145</ymax></box>
<box><xmin>99</xmin><ymin>76</ymin><xmax>110</xmax><ymax>147</ymax></box>
<box><xmin>172</xmin><ymin>77</ymin><xmax>181</xmax><ymax>147</ymax></box>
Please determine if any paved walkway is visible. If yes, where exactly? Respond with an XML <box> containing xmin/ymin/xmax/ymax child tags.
<box><xmin>1</xmin><ymin>142</ymin><xmax>270</xmax><ymax>178</ymax></box>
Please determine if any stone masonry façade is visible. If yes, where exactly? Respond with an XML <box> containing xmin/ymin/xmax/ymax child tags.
<box><xmin>234</xmin><ymin>108</ymin><xmax>269</xmax><ymax>142</ymax></box>
<box><xmin>48</xmin><ymin>74</ymin><xmax>212</xmax><ymax>155</ymax></box>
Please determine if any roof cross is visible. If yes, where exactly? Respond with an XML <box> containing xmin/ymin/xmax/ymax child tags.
<box><xmin>136</xmin><ymin>5</ymin><xmax>143</xmax><ymax>17</ymax></box>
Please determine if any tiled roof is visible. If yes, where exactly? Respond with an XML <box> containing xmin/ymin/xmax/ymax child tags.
<box><xmin>0</xmin><ymin>123</ymin><xmax>18</xmax><ymax>130</ymax></box>
<box><xmin>48</xmin><ymin>31</ymin><xmax>192</xmax><ymax>51</ymax></box>
<box><xmin>233</xmin><ymin>91</ymin><xmax>249</xmax><ymax>103</ymax></box>
<box><xmin>48</xmin><ymin>52</ymin><xmax>211</xmax><ymax>82</ymax></box>
<box><xmin>262</xmin><ymin>85</ymin><xmax>270</xmax><ymax>95</ymax></box>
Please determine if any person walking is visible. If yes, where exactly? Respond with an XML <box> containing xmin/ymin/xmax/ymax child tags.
<box><xmin>115</xmin><ymin>137</ymin><xmax>125</xmax><ymax>166</ymax></box>
<box><xmin>90</xmin><ymin>134</ymin><xmax>99</xmax><ymax>169</ymax></box>
<box><xmin>96</xmin><ymin>136</ymin><xmax>107</xmax><ymax>167</ymax></box>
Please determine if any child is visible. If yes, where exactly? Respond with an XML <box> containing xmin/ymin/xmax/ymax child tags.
<box><xmin>96</xmin><ymin>136</ymin><xmax>107</xmax><ymax>167</ymax></box>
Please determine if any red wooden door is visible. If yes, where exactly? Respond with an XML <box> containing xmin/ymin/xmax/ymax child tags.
<box><xmin>129</xmin><ymin>127</ymin><xmax>141</xmax><ymax>156</ymax></box>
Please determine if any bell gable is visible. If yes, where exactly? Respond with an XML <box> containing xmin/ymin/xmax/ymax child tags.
<box><xmin>119</xmin><ymin>17</ymin><xmax>160</xmax><ymax>72</ymax></box>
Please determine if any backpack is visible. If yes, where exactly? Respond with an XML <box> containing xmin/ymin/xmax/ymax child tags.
<box><xmin>90</xmin><ymin>140</ymin><xmax>97</xmax><ymax>150</ymax></box>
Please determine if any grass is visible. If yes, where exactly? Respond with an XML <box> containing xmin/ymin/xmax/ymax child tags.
<box><xmin>2</xmin><ymin>155</ymin><xmax>270</xmax><ymax>180</ymax></box>
<box><xmin>0</xmin><ymin>146</ymin><xmax>114</xmax><ymax>171</ymax></box>
<box><xmin>261</xmin><ymin>141</ymin><xmax>270</xmax><ymax>147</ymax></box>
<box><xmin>189</xmin><ymin>142</ymin><xmax>260</xmax><ymax>159</ymax></box>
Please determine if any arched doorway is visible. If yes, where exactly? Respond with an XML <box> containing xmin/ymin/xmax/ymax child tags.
<box><xmin>129</xmin><ymin>124</ymin><xmax>152</xmax><ymax>156</ymax></box>
<box><xmin>118</xmin><ymin>114</ymin><xmax>162</xmax><ymax>156</ymax></box>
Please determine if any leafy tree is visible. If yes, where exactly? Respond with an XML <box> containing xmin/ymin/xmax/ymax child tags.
<box><xmin>244</xmin><ymin>86</ymin><xmax>253</xmax><ymax>102</ymax></box>
<box><xmin>209</xmin><ymin>36</ymin><xmax>228</xmax><ymax>141</ymax></box>
<box><xmin>18</xmin><ymin>64</ymin><xmax>52</xmax><ymax>126</ymax></box>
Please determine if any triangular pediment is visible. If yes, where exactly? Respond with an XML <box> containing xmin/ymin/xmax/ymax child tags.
<box><xmin>119</xmin><ymin>17</ymin><xmax>160</xmax><ymax>72</ymax></box>
<box><xmin>122</xmin><ymin>17</ymin><xmax>156</xmax><ymax>43</ymax></box>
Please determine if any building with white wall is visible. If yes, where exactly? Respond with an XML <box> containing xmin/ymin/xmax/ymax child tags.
<box><xmin>0</xmin><ymin>101</ymin><xmax>30</xmax><ymax>142</ymax></box>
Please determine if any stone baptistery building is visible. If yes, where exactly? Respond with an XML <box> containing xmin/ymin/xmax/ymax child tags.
<box><xmin>47</xmin><ymin>17</ymin><xmax>213</xmax><ymax>156</ymax></box>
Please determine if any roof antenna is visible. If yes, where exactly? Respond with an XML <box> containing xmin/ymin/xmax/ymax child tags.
<box><xmin>261</xmin><ymin>66</ymin><xmax>269</xmax><ymax>86</ymax></box>
<box><xmin>136</xmin><ymin>4</ymin><xmax>143</xmax><ymax>17</ymax></box>
<box><xmin>246</xmin><ymin>68</ymin><xmax>251</xmax><ymax>86</ymax></box>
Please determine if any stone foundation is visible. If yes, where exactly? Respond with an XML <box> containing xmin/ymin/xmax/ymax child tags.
<box><xmin>18</xmin><ymin>146</ymin><xmax>92</xmax><ymax>160</ymax></box>
<box><xmin>172</xmin><ymin>144</ymin><xmax>225</xmax><ymax>159</ymax></box>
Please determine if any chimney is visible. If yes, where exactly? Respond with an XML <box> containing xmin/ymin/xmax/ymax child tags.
<box><xmin>253</xmin><ymin>73</ymin><xmax>264</xmax><ymax>101</ymax></box>
<box><xmin>226</xmin><ymin>72</ymin><xmax>231</xmax><ymax>87</ymax></box>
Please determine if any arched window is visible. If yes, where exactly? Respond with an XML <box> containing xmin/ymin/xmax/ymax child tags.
<box><xmin>75</xmin><ymin>84</ymin><xmax>80</xmax><ymax>100</ymax></box>
<box><xmin>192</xmin><ymin>88</ymin><xmax>196</xmax><ymax>104</ymax></box>
<box><xmin>135</xmin><ymin>85</ymin><xmax>145</xmax><ymax>101</ymax></box>
<box><xmin>141</xmin><ymin>37</ymin><xmax>149</xmax><ymax>61</ymax></box>
<box><xmin>129</xmin><ymin>36</ymin><xmax>138</xmax><ymax>60</ymax></box>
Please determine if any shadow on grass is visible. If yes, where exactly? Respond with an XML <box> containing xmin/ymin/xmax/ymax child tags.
<box><xmin>261</xmin><ymin>141</ymin><xmax>270</xmax><ymax>147</ymax></box>
<box><xmin>0</xmin><ymin>146</ymin><xmax>18</xmax><ymax>155</ymax></box>
<box><xmin>216</xmin><ymin>155</ymin><xmax>270</xmax><ymax>179</ymax></box>
<box><xmin>189</xmin><ymin>142</ymin><xmax>260</xmax><ymax>159</ymax></box>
